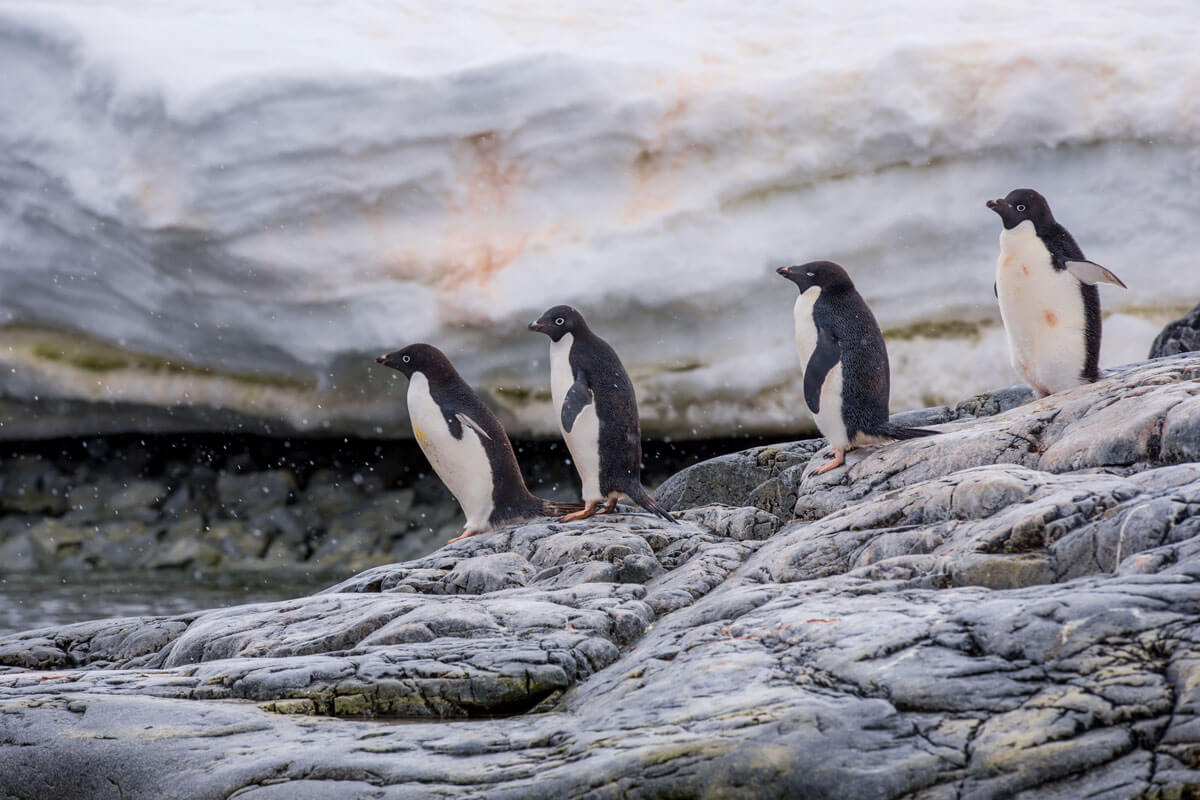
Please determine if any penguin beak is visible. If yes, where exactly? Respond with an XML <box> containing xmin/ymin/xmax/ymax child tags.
<box><xmin>987</xmin><ymin>198</ymin><xmax>1021</xmax><ymax>227</ymax></box>
<box><xmin>776</xmin><ymin>266</ymin><xmax>791</xmax><ymax>277</ymax></box>
<box><xmin>376</xmin><ymin>352</ymin><xmax>404</xmax><ymax>370</ymax></box>
<box><xmin>527</xmin><ymin>320</ymin><xmax>545</xmax><ymax>333</ymax></box>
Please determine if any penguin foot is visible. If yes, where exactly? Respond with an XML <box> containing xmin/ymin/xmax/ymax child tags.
<box><xmin>811</xmin><ymin>449</ymin><xmax>846</xmax><ymax>476</ymax></box>
<box><xmin>559</xmin><ymin>500</ymin><xmax>600</xmax><ymax>523</ymax></box>
<box><xmin>447</xmin><ymin>528</ymin><xmax>487</xmax><ymax>544</ymax></box>
<box><xmin>598</xmin><ymin>497</ymin><xmax>619</xmax><ymax>515</ymax></box>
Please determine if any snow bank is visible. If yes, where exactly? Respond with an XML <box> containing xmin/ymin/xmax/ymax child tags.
<box><xmin>1</xmin><ymin>0</ymin><xmax>1197</xmax><ymax>438</ymax></box>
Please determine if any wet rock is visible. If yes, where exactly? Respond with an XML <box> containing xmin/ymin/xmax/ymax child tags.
<box><xmin>308</xmin><ymin>529</ymin><xmax>389</xmax><ymax>574</ymax></box>
<box><xmin>0</xmin><ymin>532</ymin><xmax>36</xmax><ymax>571</ymax></box>
<box><xmin>0</xmin><ymin>356</ymin><xmax>1199</xmax><ymax>798</ymax></box>
<box><xmin>80</xmin><ymin>521</ymin><xmax>158</xmax><ymax>570</ymax></box>
<box><xmin>0</xmin><ymin>456</ymin><xmax>68</xmax><ymax>515</ymax></box>
<box><xmin>216</xmin><ymin>469</ymin><xmax>297</xmax><ymax>518</ymax></box>
<box><xmin>388</xmin><ymin>527</ymin><xmax>451</xmax><ymax>564</ymax></box>
<box><xmin>300</xmin><ymin>471</ymin><xmax>365</xmax><ymax>521</ymax></box>
<box><xmin>204</xmin><ymin>520</ymin><xmax>269</xmax><ymax>559</ymax></box>
<box><xmin>0</xmin><ymin>440</ymin><xmax>462</xmax><ymax>576</ymax></box>
<box><xmin>159</xmin><ymin>474</ymin><xmax>217</xmax><ymax>519</ymax></box>
<box><xmin>26</xmin><ymin>519</ymin><xmax>86</xmax><ymax>566</ymax></box>
<box><xmin>103</xmin><ymin>480</ymin><xmax>168</xmax><ymax>518</ymax></box>
<box><xmin>1150</xmin><ymin>303</ymin><xmax>1200</xmax><ymax>357</ymax></box>
<box><xmin>249</xmin><ymin>507</ymin><xmax>309</xmax><ymax>549</ymax></box>
<box><xmin>146</xmin><ymin>537</ymin><xmax>222</xmax><ymax>569</ymax></box>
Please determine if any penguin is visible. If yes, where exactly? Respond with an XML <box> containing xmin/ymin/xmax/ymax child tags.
<box><xmin>375</xmin><ymin>344</ymin><xmax>581</xmax><ymax>542</ymax></box>
<box><xmin>527</xmin><ymin>305</ymin><xmax>676</xmax><ymax>523</ymax></box>
<box><xmin>986</xmin><ymin>188</ymin><xmax>1127</xmax><ymax>397</ymax></box>
<box><xmin>777</xmin><ymin>261</ymin><xmax>938</xmax><ymax>475</ymax></box>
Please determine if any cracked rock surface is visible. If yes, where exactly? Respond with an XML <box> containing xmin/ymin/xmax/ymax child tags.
<box><xmin>1</xmin><ymin>355</ymin><xmax>1200</xmax><ymax>798</ymax></box>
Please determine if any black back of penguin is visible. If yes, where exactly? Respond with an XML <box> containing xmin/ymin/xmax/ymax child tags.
<box><xmin>376</xmin><ymin>344</ymin><xmax>542</xmax><ymax>523</ymax></box>
<box><xmin>554</xmin><ymin>310</ymin><xmax>644</xmax><ymax>493</ymax></box>
<box><xmin>810</xmin><ymin>264</ymin><xmax>892</xmax><ymax>438</ymax></box>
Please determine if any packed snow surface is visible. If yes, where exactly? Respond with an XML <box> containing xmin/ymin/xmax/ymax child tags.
<box><xmin>1</xmin><ymin>0</ymin><xmax>1198</xmax><ymax>438</ymax></box>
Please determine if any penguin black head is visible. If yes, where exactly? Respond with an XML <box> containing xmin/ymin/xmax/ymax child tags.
<box><xmin>986</xmin><ymin>188</ymin><xmax>1054</xmax><ymax>230</ymax></box>
<box><xmin>528</xmin><ymin>304</ymin><xmax>587</xmax><ymax>342</ymax></box>
<box><xmin>375</xmin><ymin>343</ymin><xmax>454</xmax><ymax>380</ymax></box>
<box><xmin>776</xmin><ymin>261</ymin><xmax>855</xmax><ymax>294</ymax></box>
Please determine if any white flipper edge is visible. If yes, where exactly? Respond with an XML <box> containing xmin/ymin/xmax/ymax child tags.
<box><xmin>1065</xmin><ymin>259</ymin><xmax>1127</xmax><ymax>288</ymax></box>
<box><xmin>456</xmin><ymin>412</ymin><xmax>492</xmax><ymax>441</ymax></box>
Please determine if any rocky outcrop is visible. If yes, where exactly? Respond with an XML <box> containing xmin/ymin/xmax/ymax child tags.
<box><xmin>1151</xmin><ymin>303</ymin><xmax>1200</xmax><ymax>358</ymax></box>
<box><xmin>1</xmin><ymin>354</ymin><xmax>1199</xmax><ymax>799</ymax></box>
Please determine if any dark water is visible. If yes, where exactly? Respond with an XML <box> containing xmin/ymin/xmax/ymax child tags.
<box><xmin>0</xmin><ymin>572</ymin><xmax>333</xmax><ymax>636</ymax></box>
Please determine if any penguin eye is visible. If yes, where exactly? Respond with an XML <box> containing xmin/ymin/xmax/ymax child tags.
<box><xmin>401</xmin><ymin>355</ymin><xmax>411</xmax><ymax>364</ymax></box>
<box><xmin>1016</xmin><ymin>204</ymin><xmax>1026</xmax><ymax>212</ymax></box>
<box><xmin>554</xmin><ymin>317</ymin><xmax>565</xmax><ymax>326</ymax></box>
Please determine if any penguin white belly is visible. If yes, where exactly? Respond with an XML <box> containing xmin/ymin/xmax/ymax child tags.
<box><xmin>792</xmin><ymin>287</ymin><xmax>850</xmax><ymax>450</ymax></box>
<box><xmin>407</xmin><ymin>373</ymin><xmax>495</xmax><ymax>530</ymax></box>
<box><xmin>995</xmin><ymin>222</ymin><xmax>1087</xmax><ymax>396</ymax></box>
<box><xmin>550</xmin><ymin>334</ymin><xmax>603</xmax><ymax>503</ymax></box>
<box><xmin>792</xmin><ymin>287</ymin><xmax>820</xmax><ymax>379</ymax></box>
<box><xmin>813</xmin><ymin>362</ymin><xmax>849</xmax><ymax>450</ymax></box>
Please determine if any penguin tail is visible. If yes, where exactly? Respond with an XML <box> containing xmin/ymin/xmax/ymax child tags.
<box><xmin>627</xmin><ymin>484</ymin><xmax>679</xmax><ymax>524</ymax></box>
<box><xmin>876</xmin><ymin>423</ymin><xmax>940</xmax><ymax>441</ymax></box>
<box><xmin>541</xmin><ymin>499</ymin><xmax>586</xmax><ymax>517</ymax></box>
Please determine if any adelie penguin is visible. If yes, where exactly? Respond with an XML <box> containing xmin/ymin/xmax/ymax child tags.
<box><xmin>528</xmin><ymin>305</ymin><xmax>676</xmax><ymax>524</ymax></box>
<box><xmin>987</xmin><ymin>188</ymin><xmax>1127</xmax><ymax>398</ymax></box>
<box><xmin>777</xmin><ymin>261</ymin><xmax>938</xmax><ymax>475</ymax></box>
<box><xmin>375</xmin><ymin>344</ymin><xmax>581</xmax><ymax>542</ymax></box>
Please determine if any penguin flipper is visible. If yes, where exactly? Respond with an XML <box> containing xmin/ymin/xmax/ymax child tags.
<box><xmin>561</xmin><ymin>372</ymin><xmax>594</xmax><ymax>434</ymax></box>
<box><xmin>1062</xmin><ymin>259</ymin><xmax>1127</xmax><ymax>289</ymax></box>
<box><xmin>803</xmin><ymin>325</ymin><xmax>840</xmax><ymax>414</ymax></box>
<box><xmin>455</xmin><ymin>412</ymin><xmax>492</xmax><ymax>441</ymax></box>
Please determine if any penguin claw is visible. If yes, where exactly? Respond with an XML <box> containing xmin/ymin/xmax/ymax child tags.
<box><xmin>447</xmin><ymin>529</ymin><xmax>486</xmax><ymax>544</ymax></box>
<box><xmin>559</xmin><ymin>501</ymin><xmax>600</xmax><ymax>523</ymax></box>
<box><xmin>810</xmin><ymin>449</ymin><xmax>846</xmax><ymax>477</ymax></box>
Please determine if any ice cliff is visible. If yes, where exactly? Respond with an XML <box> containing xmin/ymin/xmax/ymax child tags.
<box><xmin>1</xmin><ymin>0</ymin><xmax>1197</xmax><ymax>438</ymax></box>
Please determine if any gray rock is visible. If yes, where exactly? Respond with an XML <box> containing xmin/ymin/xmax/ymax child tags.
<box><xmin>80</xmin><ymin>521</ymin><xmax>159</xmax><ymax>570</ymax></box>
<box><xmin>216</xmin><ymin>469</ymin><xmax>297</xmax><ymax>518</ymax></box>
<box><xmin>1150</xmin><ymin>302</ymin><xmax>1200</xmax><ymax>357</ymax></box>
<box><xmin>103</xmin><ymin>480</ymin><xmax>168</xmax><ymax>518</ymax></box>
<box><xmin>1</xmin><ymin>355</ymin><xmax>1200</xmax><ymax>798</ymax></box>
<box><xmin>26</xmin><ymin>519</ymin><xmax>87</xmax><ymax>567</ymax></box>
<box><xmin>0</xmin><ymin>455</ymin><xmax>69</xmax><ymax>514</ymax></box>
<box><xmin>145</xmin><ymin>536</ymin><xmax>222</xmax><ymax>570</ymax></box>
<box><xmin>204</xmin><ymin>520</ymin><xmax>279</xmax><ymax>563</ymax></box>
<box><xmin>308</xmin><ymin>529</ymin><xmax>388</xmax><ymax>573</ymax></box>
<box><xmin>657</xmin><ymin>384</ymin><xmax>1035</xmax><ymax>515</ymax></box>
<box><xmin>299</xmin><ymin>471</ymin><xmax>366</xmax><ymax>521</ymax></box>
<box><xmin>0</xmin><ymin>532</ymin><xmax>36</xmax><ymax>571</ymax></box>
<box><xmin>656</xmin><ymin>439</ymin><xmax>824</xmax><ymax>512</ymax></box>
